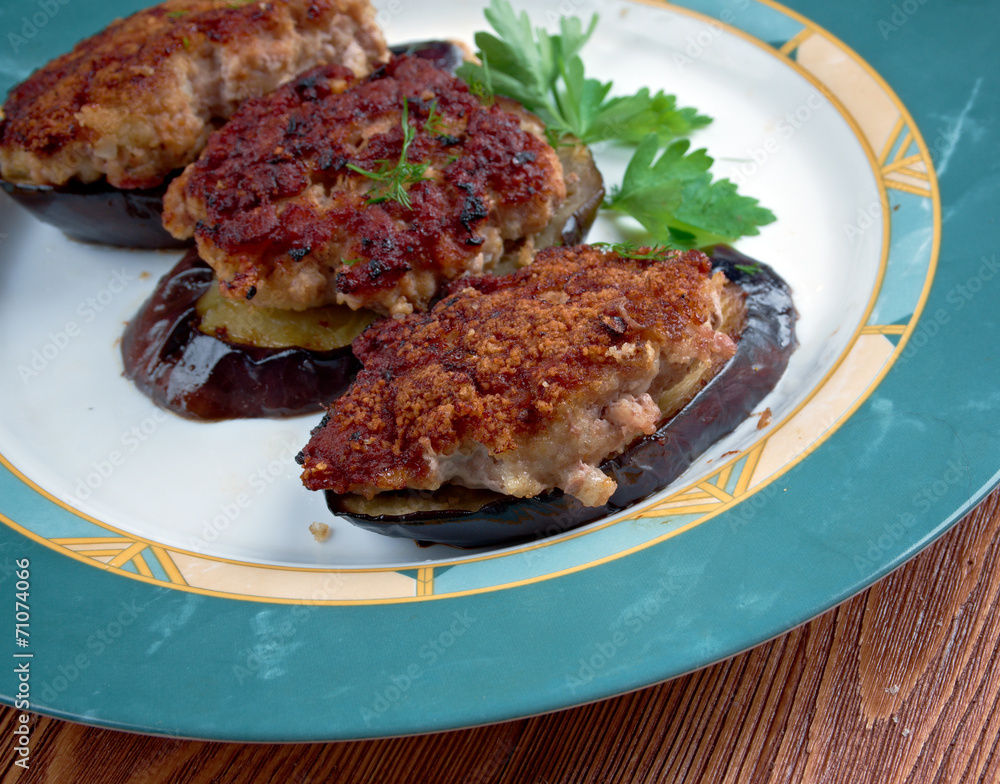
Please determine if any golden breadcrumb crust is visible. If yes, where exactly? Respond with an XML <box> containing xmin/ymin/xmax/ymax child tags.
<box><xmin>163</xmin><ymin>55</ymin><xmax>566</xmax><ymax>315</ymax></box>
<box><xmin>300</xmin><ymin>246</ymin><xmax>736</xmax><ymax>496</ymax></box>
<box><xmin>0</xmin><ymin>0</ymin><xmax>387</xmax><ymax>188</ymax></box>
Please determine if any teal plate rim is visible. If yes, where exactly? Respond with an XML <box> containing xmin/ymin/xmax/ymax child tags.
<box><xmin>0</xmin><ymin>0</ymin><xmax>995</xmax><ymax>742</ymax></box>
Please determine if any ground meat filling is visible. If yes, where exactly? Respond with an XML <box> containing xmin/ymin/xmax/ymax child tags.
<box><xmin>0</xmin><ymin>0</ymin><xmax>388</xmax><ymax>189</ymax></box>
<box><xmin>162</xmin><ymin>55</ymin><xmax>567</xmax><ymax>315</ymax></box>
<box><xmin>299</xmin><ymin>246</ymin><xmax>739</xmax><ymax>508</ymax></box>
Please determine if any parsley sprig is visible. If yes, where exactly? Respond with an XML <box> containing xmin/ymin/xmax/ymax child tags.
<box><xmin>458</xmin><ymin>0</ymin><xmax>775</xmax><ymax>249</ymax></box>
<box><xmin>457</xmin><ymin>2</ymin><xmax>710</xmax><ymax>147</ymax></box>
<box><xmin>606</xmin><ymin>136</ymin><xmax>776</xmax><ymax>249</ymax></box>
<box><xmin>347</xmin><ymin>99</ymin><xmax>429</xmax><ymax>209</ymax></box>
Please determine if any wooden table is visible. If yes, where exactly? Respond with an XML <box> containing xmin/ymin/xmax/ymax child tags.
<box><xmin>3</xmin><ymin>485</ymin><xmax>998</xmax><ymax>783</ymax></box>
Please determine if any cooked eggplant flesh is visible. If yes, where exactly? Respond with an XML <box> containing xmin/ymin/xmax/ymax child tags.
<box><xmin>195</xmin><ymin>285</ymin><xmax>377</xmax><ymax>352</ymax></box>
<box><xmin>121</xmin><ymin>249</ymin><xmax>363</xmax><ymax>421</ymax></box>
<box><xmin>322</xmin><ymin>245</ymin><xmax>796</xmax><ymax>547</ymax></box>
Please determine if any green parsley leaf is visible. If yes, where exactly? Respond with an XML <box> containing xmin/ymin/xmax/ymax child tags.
<box><xmin>457</xmin><ymin>0</ymin><xmax>704</xmax><ymax>147</ymax></box>
<box><xmin>606</xmin><ymin>135</ymin><xmax>776</xmax><ymax>249</ymax></box>
<box><xmin>459</xmin><ymin>1</ymin><xmax>776</xmax><ymax>249</ymax></box>
<box><xmin>346</xmin><ymin>99</ymin><xmax>429</xmax><ymax>209</ymax></box>
<box><xmin>167</xmin><ymin>9</ymin><xmax>188</xmax><ymax>18</ymax></box>
<box><xmin>581</xmin><ymin>89</ymin><xmax>712</xmax><ymax>146</ymax></box>
<box><xmin>461</xmin><ymin>3</ymin><xmax>589</xmax><ymax>114</ymax></box>
<box><xmin>463</xmin><ymin>52</ymin><xmax>496</xmax><ymax>104</ymax></box>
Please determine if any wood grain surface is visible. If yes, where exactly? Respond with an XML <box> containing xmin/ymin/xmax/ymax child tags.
<box><xmin>3</xmin><ymin>486</ymin><xmax>1000</xmax><ymax>784</ymax></box>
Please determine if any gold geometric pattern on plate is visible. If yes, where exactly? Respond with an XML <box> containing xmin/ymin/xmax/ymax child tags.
<box><xmin>862</xmin><ymin>324</ymin><xmax>908</xmax><ymax>336</ymax></box>
<box><xmin>416</xmin><ymin>567</ymin><xmax>435</xmax><ymax>597</ymax></box>
<box><xmin>46</xmin><ymin>533</ymin><xmax>426</xmax><ymax>601</ymax></box>
<box><xmin>777</xmin><ymin>27</ymin><xmax>813</xmax><ymax>57</ymax></box>
<box><xmin>632</xmin><ymin>443</ymin><xmax>767</xmax><ymax>519</ymax></box>
<box><xmin>879</xmin><ymin>117</ymin><xmax>932</xmax><ymax>197</ymax></box>
<box><xmin>52</xmin><ymin>537</ymin><xmax>188</xmax><ymax>585</ymax></box>
<box><xmin>167</xmin><ymin>552</ymin><xmax>418</xmax><ymax>602</ymax></box>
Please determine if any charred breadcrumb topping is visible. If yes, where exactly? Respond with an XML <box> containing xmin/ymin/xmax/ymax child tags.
<box><xmin>163</xmin><ymin>55</ymin><xmax>566</xmax><ymax>315</ymax></box>
<box><xmin>299</xmin><ymin>246</ymin><xmax>735</xmax><ymax>497</ymax></box>
<box><xmin>0</xmin><ymin>0</ymin><xmax>387</xmax><ymax>189</ymax></box>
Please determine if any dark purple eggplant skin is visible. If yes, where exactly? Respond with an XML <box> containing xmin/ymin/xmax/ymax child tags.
<box><xmin>389</xmin><ymin>40</ymin><xmax>466</xmax><ymax>73</ymax></box>
<box><xmin>326</xmin><ymin>245</ymin><xmax>797</xmax><ymax>548</ymax></box>
<box><xmin>0</xmin><ymin>174</ymin><xmax>191</xmax><ymax>249</ymax></box>
<box><xmin>121</xmin><ymin>249</ymin><xmax>360</xmax><ymax>421</ymax></box>
<box><xmin>559</xmin><ymin>183</ymin><xmax>604</xmax><ymax>248</ymax></box>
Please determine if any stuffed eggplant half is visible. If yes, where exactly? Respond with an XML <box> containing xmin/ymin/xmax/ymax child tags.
<box><xmin>0</xmin><ymin>0</ymin><xmax>388</xmax><ymax>247</ymax></box>
<box><xmin>121</xmin><ymin>49</ymin><xmax>602</xmax><ymax>419</ymax></box>
<box><xmin>162</xmin><ymin>52</ymin><xmax>601</xmax><ymax>316</ymax></box>
<box><xmin>297</xmin><ymin>244</ymin><xmax>796</xmax><ymax>548</ymax></box>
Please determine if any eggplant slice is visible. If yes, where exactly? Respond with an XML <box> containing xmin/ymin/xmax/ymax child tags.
<box><xmin>325</xmin><ymin>245</ymin><xmax>796</xmax><ymax>547</ymax></box>
<box><xmin>121</xmin><ymin>249</ymin><xmax>362</xmax><ymax>420</ymax></box>
<box><xmin>0</xmin><ymin>175</ymin><xmax>190</xmax><ymax>249</ymax></box>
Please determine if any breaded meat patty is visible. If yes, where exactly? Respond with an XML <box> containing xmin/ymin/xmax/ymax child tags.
<box><xmin>163</xmin><ymin>55</ymin><xmax>568</xmax><ymax>315</ymax></box>
<box><xmin>0</xmin><ymin>0</ymin><xmax>387</xmax><ymax>189</ymax></box>
<box><xmin>298</xmin><ymin>246</ymin><xmax>740</xmax><ymax>508</ymax></box>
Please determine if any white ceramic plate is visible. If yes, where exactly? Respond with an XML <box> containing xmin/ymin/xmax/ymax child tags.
<box><xmin>0</xmin><ymin>0</ymin><xmax>885</xmax><ymax>576</ymax></box>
